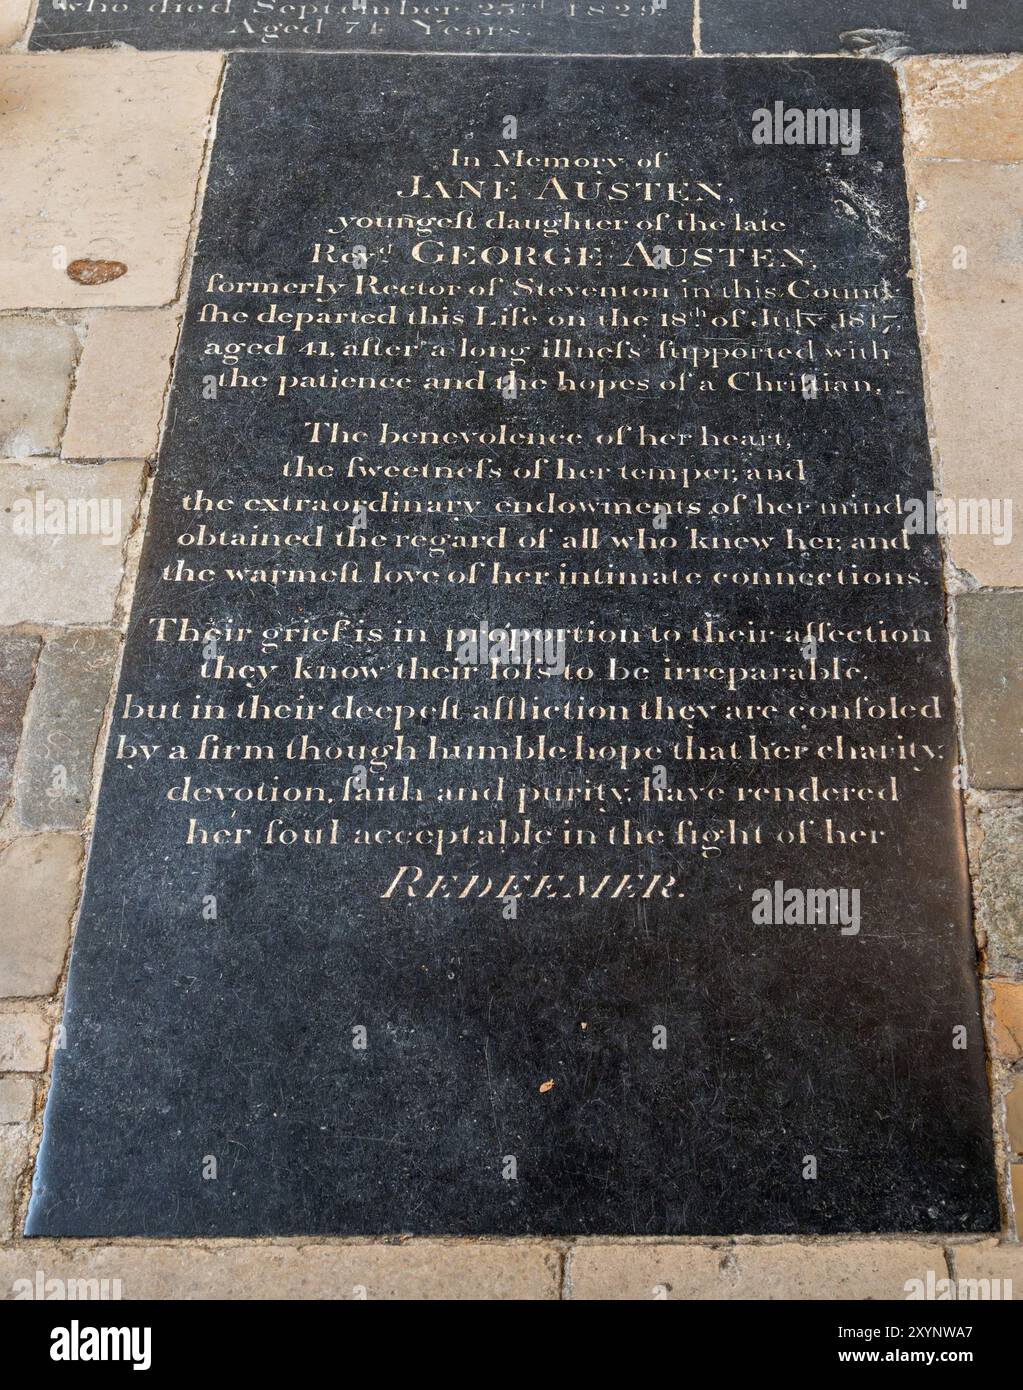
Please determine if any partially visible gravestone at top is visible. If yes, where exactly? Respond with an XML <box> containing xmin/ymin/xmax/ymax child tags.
<box><xmin>31</xmin><ymin>0</ymin><xmax>695</xmax><ymax>53</ymax></box>
<box><xmin>31</xmin><ymin>0</ymin><xmax>1023</xmax><ymax>52</ymax></box>
<box><xmin>700</xmin><ymin>0</ymin><xmax>1023</xmax><ymax>56</ymax></box>
<box><xmin>27</xmin><ymin>54</ymin><xmax>998</xmax><ymax>1237</ymax></box>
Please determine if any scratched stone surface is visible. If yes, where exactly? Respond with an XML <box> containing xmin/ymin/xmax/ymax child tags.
<box><xmin>699</xmin><ymin>0</ymin><xmax>1023</xmax><ymax>57</ymax></box>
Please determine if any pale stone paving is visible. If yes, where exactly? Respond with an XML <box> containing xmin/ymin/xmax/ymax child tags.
<box><xmin>970</xmin><ymin>801</ymin><xmax>1023</xmax><ymax>978</ymax></box>
<box><xmin>0</xmin><ymin>637</ymin><xmax>39</xmax><ymax>812</ymax></box>
<box><xmin>0</xmin><ymin>1009</ymin><xmax>50</xmax><ymax>1071</ymax></box>
<box><xmin>12</xmin><ymin>628</ymin><xmax>120</xmax><ymax>832</ymax></box>
<box><xmin>902</xmin><ymin>57</ymin><xmax>1023</xmax><ymax>162</ymax></box>
<box><xmin>956</xmin><ymin>595</ymin><xmax>1023</xmax><ymax>787</ymax></box>
<box><xmin>907</xmin><ymin>159</ymin><xmax>1023</xmax><ymax>588</ymax></box>
<box><xmin>0</xmin><ymin>460</ymin><xmax>144</xmax><ymax>626</ymax></box>
<box><xmin>0</xmin><ymin>318</ymin><xmax>79</xmax><ymax>458</ymax></box>
<box><xmin>992</xmin><ymin>982</ymin><xmax>1023</xmax><ymax>1062</ymax></box>
<box><xmin>0</xmin><ymin>834</ymin><xmax>80</xmax><ymax>997</ymax></box>
<box><xmin>63</xmin><ymin>310</ymin><xmax>182</xmax><ymax>461</ymax></box>
<box><xmin>0</xmin><ymin>53</ymin><xmax>223</xmax><ymax>310</ymax></box>
<box><xmin>0</xmin><ymin>0</ymin><xmax>30</xmax><ymax>49</ymax></box>
<box><xmin>568</xmin><ymin>1240</ymin><xmax>951</xmax><ymax>1300</ymax></box>
<box><xmin>0</xmin><ymin>1077</ymin><xmax>33</xmax><ymax>1125</ymax></box>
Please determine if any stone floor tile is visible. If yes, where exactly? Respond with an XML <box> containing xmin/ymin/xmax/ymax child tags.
<box><xmin>0</xmin><ymin>1006</ymin><xmax>50</xmax><ymax>1071</ymax></box>
<box><xmin>909</xmin><ymin>160</ymin><xmax>1023</xmax><ymax>587</ymax></box>
<box><xmin>0</xmin><ymin>52</ymin><xmax>222</xmax><ymax>310</ymax></box>
<box><xmin>63</xmin><ymin>309</ymin><xmax>180</xmax><ymax>460</ymax></box>
<box><xmin>0</xmin><ymin>833</ymin><xmax>81</xmax><ymax>997</ymax></box>
<box><xmin>1006</xmin><ymin>1078</ymin><xmax>1023</xmax><ymax>1156</ymax></box>
<box><xmin>0</xmin><ymin>1122</ymin><xmax>29</xmax><ymax>1239</ymax></box>
<box><xmin>0</xmin><ymin>0</ymin><xmax>29</xmax><ymax>48</ymax></box>
<box><xmin>971</xmin><ymin>801</ymin><xmax>1023</xmax><ymax>978</ymax></box>
<box><xmin>0</xmin><ymin>459</ymin><xmax>144</xmax><ymax>625</ymax></box>
<box><xmin>0</xmin><ymin>1075</ymin><xmax>33</xmax><ymax>1124</ymax></box>
<box><xmin>13</xmin><ymin>629</ymin><xmax>119</xmax><ymax>831</ymax></box>
<box><xmin>0</xmin><ymin>1241</ymin><xmax>561</xmax><ymax>1299</ymax></box>
<box><xmin>903</xmin><ymin>57</ymin><xmax>1023</xmax><ymax>162</ymax></box>
<box><xmin>953</xmin><ymin>1239</ymin><xmax>1023</xmax><ymax>1297</ymax></box>
<box><xmin>0</xmin><ymin>634</ymin><xmax>39</xmax><ymax>815</ymax></box>
<box><xmin>991</xmin><ymin>981</ymin><xmax>1023</xmax><ymax>1063</ymax></box>
<box><xmin>568</xmin><ymin>1240</ymin><xmax>946</xmax><ymax>1299</ymax></box>
<box><xmin>0</xmin><ymin>317</ymin><xmax>78</xmax><ymax>458</ymax></box>
<box><xmin>956</xmin><ymin>594</ymin><xmax>1023</xmax><ymax>789</ymax></box>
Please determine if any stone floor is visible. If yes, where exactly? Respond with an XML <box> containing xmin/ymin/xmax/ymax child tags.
<box><xmin>0</xmin><ymin>12</ymin><xmax>1021</xmax><ymax>1296</ymax></box>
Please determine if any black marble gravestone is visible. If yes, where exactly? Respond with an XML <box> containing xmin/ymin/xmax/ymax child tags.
<box><xmin>699</xmin><ymin>0</ymin><xmax>1023</xmax><ymax>56</ymax></box>
<box><xmin>27</xmin><ymin>54</ymin><xmax>998</xmax><ymax>1237</ymax></box>
<box><xmin>31</xmin><ymin>0</ymin><xmax>695</xmax><ymax>53</ymax></box>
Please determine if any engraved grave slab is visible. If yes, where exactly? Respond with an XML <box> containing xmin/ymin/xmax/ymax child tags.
<box><xmin>30</xmin><ymin>0</ymin><xmax>695</xmax><ymax>54</ymax></box>
<box><xmin>27</xmin><ymin>55</ymin><xmax>998</xmax><ymax>1237</ymax></box>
